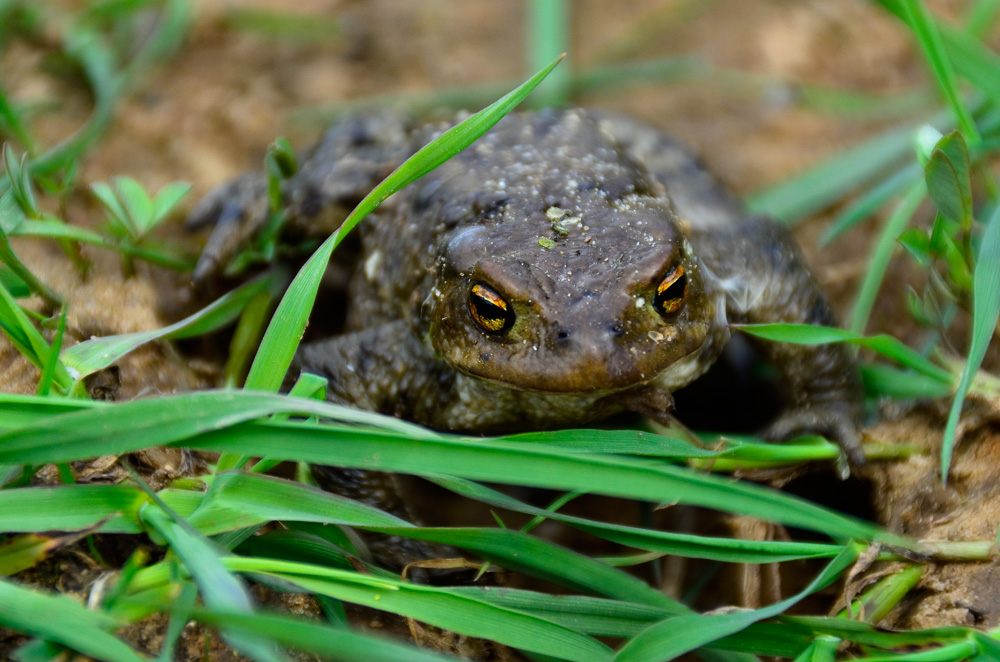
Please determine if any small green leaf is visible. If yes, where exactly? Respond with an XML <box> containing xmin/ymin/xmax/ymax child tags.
<box><xmin>2</xmin><ymin>144</ymin><xmax>37</xmax><ymax>220</ymax></box>
<box><xmin>925</xmin><ymin>131</ymin><xmax>973</xmax><ymax>225</ymax></box>
<box><xmin>90</xmin><ymin>181</ymin><xmax>132</xmax><ymax>233</ymax></box>
<box><xmin>0</xmin><ymin>188</ymin><xmax>27</xmax><ymax>235</ymax></box>
<box><xmin>113</xmin><ymin>176</ymin><xmax>155</xmax><ymax>236</ymax></box>
<box><xmin>898</xmin><ymin>227</ymin><xmax>933</xmax><ymax>266</ymax></box>
<box><xmin>150</xmin><ymin>181</ymin><xmax>192</xmax><ymax>226</ymax></box>
<box><xmin>266</xmin><ymin>137</ymin><xmax>297</xmax><ymax>179</ymax></box>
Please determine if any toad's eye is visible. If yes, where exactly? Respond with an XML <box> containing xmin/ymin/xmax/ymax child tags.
<box><xmin>469</xmin><ymin>282</ymin><xmax>514</xmax><ymax>334</ymax></box>
<box><xmin>654</xmin><ymin>265</ymin><xmax>687</xmax><ymax>317</ymax></box>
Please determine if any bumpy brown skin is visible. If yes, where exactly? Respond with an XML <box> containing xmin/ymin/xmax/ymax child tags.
<box><xmin>190</xmin><ymin>108</ymin><xmax>863</xmax><ymax>564</ymax></box>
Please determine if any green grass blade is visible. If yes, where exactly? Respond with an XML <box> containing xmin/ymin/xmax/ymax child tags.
<box><xmin>189</xmin><ymin>607</ymin><xmax>452</xmax><ymax>662</ymax></box>
<box><xmin>737</xmin><ymin>323</ymin><xmax>953</xmax><ymax>384</ymax></box>
<box><xmin>941</xmin><ymin>204</ymin><xmax>1000</xmax><ymax>481</ymax></box>
<box><xmin>0</xmin><ymin>390</ymin><xmax>431</xmax><ymax>465</ymax></box>
<box><xmin>244</xmin><ymin>54</ymin><xmax>564</xmax><ymax>393</ymax></box>
<box><xmin>428</xmin><ymin>475</ymin><xmax>844</xmax><ymax>563</ymax></box>
<box><xmin>0</xmin><ymin>484</ymin><xmax>145</xmax><ymax>532</ymax></box>
<box><xmin>36</xmin><ymin>305</ymin><xmax>67</xmax><ymax>397</ymax></box>
<box><xmin>188</xmin><ymin>418</ymin><xmax>908</xmax><ymax>548</ymax></box>
<box><xmin>188</xmin><ymin>471</ymin><xmax>413</xmax><ymax>533</ymax></box>
<box><xmin>0</xmin><ymin>280</ymin><xmax>72</xmax><ymax>391</ymax></box>
<box><xmin>368</xmin><ymin>526</ymin><xmax>680</xmax><ymax>610</ymax></box>
<box><xmin>503</xmin><ymin>427</ymin><xmax>716</xmax><ymax>457</ymax></box>
<box><xmin>0</xmin><ymin>390</ymin><xmax>912</xmax><ymax>549</ymax></box>
<box><xmin>849</xmin><ymin>181</ymin><xmax>926</xmax><ymax>334</ymax></box>
<box><xmin>820</xmin><ymin>163</ymin><xmax>921</xmax><ymax>246</ymax></box>
<box><xmin>0</xmin><ymin>578</ymin><xmax>144</xmax><ymax>662</ymax></box>
<box><xmin>446</xmin><ymin>587</ymin><xmax>668</xmax><ymax>638</ymax></box>
<box><xmin>236</xmin><ymin>560</ymin><xmax>615</xmax><ymax>662</ymax></box>
<box><xmin>28</xmin><ymin>26</ymin><xmax>120</xmax><ymax>177</ymax></box>
<box><xmin>0</xmin><ymin>81</ymin><xmax>36</xmax><ymax>152</ymax></box>
<box><xmin>899</xmin><ymin>1</ymin><xmax>979</xmax><ymax>142</ymax></box>
<box><xmin>972</xmin><ymin>632</ymin><xmax>1000</xmax><ymax>659</ymax></box>
<box><xmin>791</xmin><ymin>638</ymin><xmax>839</xmax><ymax>662</ymax></box>
<box><xmin>528</xmin><ymin>0</ymin><xmax>570</xmax><ymax>107</ymax></box>
<box><xmin>613</xmin><ymin>545</ymin><xmax>858</xmax><ymax>661</ymax></box>
<box><xmin>861</xmin><ymin>364</ymin><xmax>952</xmax><ymax>399</ymax></box>
<box><xmin>879</xmin><ymin>0</ymin><xmax>1000</xmax><ymax>110</ymax></box>
<box><xmin>62</xmin><ymin>273</ymin><xmax>277</xmax><ymax>378</ymax></box>
<box><xmin>746</xmin><ymin>124</ymin><xmax>915</xmax><ymax>224</ymax></box>
<box><xmin>965</xmin><ymin>0</ymin><xmax>1000</xmax><ymax>36</ymax></box>
<box><xmin>0</xmin><ymin>395</ymin><xmax>98</xmax><ymax>431</ymax></box>
<box><xmin>139</xmin><ymin>505</ymin><xmax>283</xmax><ymax>662</ymax></box>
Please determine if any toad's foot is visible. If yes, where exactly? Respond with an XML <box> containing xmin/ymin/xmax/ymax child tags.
<box><xmin>764</xmin><ymin>401</ymin><xmax>864</xmax><ymax>467</ymax></box>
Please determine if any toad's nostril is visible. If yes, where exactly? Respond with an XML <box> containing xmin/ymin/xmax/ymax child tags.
<box><xmin>609</xmin><ymin>323</ymin><xmax>625</xmax><ymax>338</ymax></box>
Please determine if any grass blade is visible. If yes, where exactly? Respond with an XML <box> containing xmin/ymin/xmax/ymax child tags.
<box><xmin>528</xmin><ymin>0</ymin><xmax>570</xmax><ymax>107</ymax></box>
<box><xmin>140</xmin><ymin>505</ymin><xmax>285</xmax><ymax>661</ymax></box>
<box><xmin>188</xmin><ymin>418</ymin><xmax>909</xmax><ymax>548</ymax></box>
<box><xmin>0</xmin><ymin>578</ymin><xmax>144</xmax><ymax>662</ymax></box>
<box><xmin>428</xmin><ymin>475</ymin><xmax>844</xmax><ymax>563</ymax></box>
<box><xmin>0</xmin><ymin>484</ymin><xmax>145</xmax><ymax>532</ymax></box>
<box><xmin>736</xmin><ymin>323</ymin><xmax>953</xmax><ymax>384</ymax></box>
<box><xmin>189</xmin><ymin>607</ymin><xmax>452</xmax><ymax>662</ymax></box>
<box><xmin>0</xmin><ymin>280</ymin><xmax>72</xmax><ymax>392</ymax></box>
<box><xmin>849</xmin><ymin>181</ymin><xmax>926</xmax><ymax>334</ymax></box>
<box><xmin>746</xmin><ymin>124</ymin><xmax>915</xmax><ymax>224</ymax></box>
<box><xmin>941</xmin><ymin>204</ymin><xmax>1000</xmax><ymax>480</ymax></box>
<box><xmin>235</xmin><ymin>559</ymin><xmax>615</xmax><ymax>662</ymax></box>
<box><xmin>62</xmin><ymin>273</ymin><xmax>278</xmax><ymax>378</ymax></box>
<box><xmin>613</xmin><ymin>545</ymin><xmax>858</xmax><ymax>661</ymax></box>
<box><xmin>368</xmin><ymin>525</ymin><xmax>680</xmax><ymax>610</ymax></box>
<box><xmin>899</xmin><ymin>1</ymin><xmax>979</xmax><ymax>142</ymax></box>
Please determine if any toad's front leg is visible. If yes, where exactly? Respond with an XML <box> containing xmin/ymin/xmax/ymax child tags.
<box><xmin>701</xmin><ymin>216</ymin><xmax>865</xmax><ymax>465</ymax></box>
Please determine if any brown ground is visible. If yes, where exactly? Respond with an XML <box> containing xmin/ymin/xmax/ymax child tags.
<box><xmin>2</xmin><ymin>0</ymin><xmax>1000</xmax><ymax>659</ymax></box>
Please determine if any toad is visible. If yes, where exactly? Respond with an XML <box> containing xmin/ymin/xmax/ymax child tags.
<box><xmin>189</xmin><ymin>108</ymin><xmax>863</xmax><ymax>550</ymax></box>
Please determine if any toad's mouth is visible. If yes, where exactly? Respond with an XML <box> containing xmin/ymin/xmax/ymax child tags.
<box><xmin>454</xmin><ymin>330</ymin><xmax>725</xmax><ymax>396</ymax></box>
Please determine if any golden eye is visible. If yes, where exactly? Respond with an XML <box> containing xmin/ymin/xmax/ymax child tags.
<box><xmin>469</xmin><ymin>282</ymin><xmax>514</xmax><ymax>334</ymax></box>
<box><xmin>654</xmin><ymin>265</ymin><xmax>687</xmax><ymax>317</ymax></box>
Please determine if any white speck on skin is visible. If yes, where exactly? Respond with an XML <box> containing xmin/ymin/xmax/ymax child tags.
<box><xmin>635</xmin><ymin>297</ymin><xmax>646</xmax><ymax>308</ymax></box>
